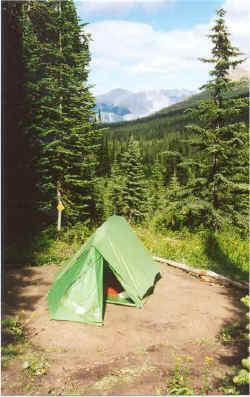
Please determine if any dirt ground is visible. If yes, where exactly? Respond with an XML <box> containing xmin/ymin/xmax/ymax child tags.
<box><xmin>2</xmin><ymin>263</ymin><xmax>247</xmax><ymax>395</ymax></box>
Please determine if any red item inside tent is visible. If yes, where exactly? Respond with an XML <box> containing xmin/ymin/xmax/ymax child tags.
<box><xmin>104</xmin><ymin>270</ymin><xmax>123</xmax><ymax>297</ymax></box>
<box><xmin>106</xmin><ymin>287</ymin><xmax>119</xmax><ymax>296</ymax></box>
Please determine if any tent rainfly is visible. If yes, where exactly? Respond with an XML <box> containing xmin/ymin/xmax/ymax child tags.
<box><xmin>48</xmin><ymin>216</ymin><xmax>161</xmax><ymax>326</ymax></box>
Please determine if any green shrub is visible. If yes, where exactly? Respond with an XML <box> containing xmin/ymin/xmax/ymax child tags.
<box><xmin>135</xmin><ymin>226</ymin><xmax>249</xmax><ymax>281</ymax></box>
<box><xmin>233</xmin><ymin>296</ymin><xmax>249</xmax><ymax>391</ymax></box>
<box><xmin>22</xmin><ymin>352</ymin><xmax>50</xmax><ymax>376</ymax></box>
<box><xmin>2</xmin><ymin>316</ymin><xmax>28</xmax><ymax>368</ymax></box>
<box><xmin>5</xmin><ymin>222</ymin><xmax>93</xmax><ymax>266</ymax></box>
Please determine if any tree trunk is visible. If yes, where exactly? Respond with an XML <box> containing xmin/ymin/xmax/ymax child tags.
<box><xmin>153</xmin><ymin>256</ymin><xmax>249</xmax><ymax>290</ymax></box>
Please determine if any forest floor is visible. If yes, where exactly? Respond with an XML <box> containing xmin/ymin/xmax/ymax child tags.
<box><xmin>2</xmin><ymin>263</ymin><xmax>248</xmax><ymax>395</ymax></box>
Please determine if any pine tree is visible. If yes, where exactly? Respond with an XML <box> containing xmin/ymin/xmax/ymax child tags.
<box><xmin>168</xmin><ymin>170</ymin><xmax>181</xmax><ymax>196</ymax></box>
<box><xmin>152</xmin><ymin>169</ymin><xmax>187</xmax><ymax>231</ymax></box>
<box><xmin>121</xmin><ymin>137</ymin><xmax>148</xmax><ymax>222</ymax></box>
<box><xmin>182</xmin><ymin>8</ymin><xmax>248</xmax><ymax>229</ymax></box>
<box><xmin>21</xmin><ymin>0</ymin><xmax>103</xmax><ymax>224</ymax></box>
<box><xmin>149</xmin><ymin>156</ymin><xmax>165</xmax><ymax>212</ymax></box>
<box><xmin>162</xmin><ymin>170</ymin><xmax>184</xmax><ymax>229</ymax></box>
<box><xmin>98</xmin><ymin>134</ymin><xmax>110</xmax><ymax>177</ymax></box>
<box><xmin>103</xmin><ymin>159</ymin><xmax>125</xmax><ymax>218</ymax></box>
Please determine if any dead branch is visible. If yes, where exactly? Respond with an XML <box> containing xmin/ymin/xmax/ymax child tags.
<box><xmin>153</xmin><ymin>256</ymin><xmax>249</xmax><ymax>291</ymax></box>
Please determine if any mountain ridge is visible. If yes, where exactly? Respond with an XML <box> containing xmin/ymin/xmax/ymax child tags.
<box><xmin>105</xmin><ymin>80</ymin><xmax>249</xmax><ymax>141</ymax></box>
<box><xmin>96</xmin><ymin>88</ymin><xmax>195</xmax><ymax>122</ymax></box>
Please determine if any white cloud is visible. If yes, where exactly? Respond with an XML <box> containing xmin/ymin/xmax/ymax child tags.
<box><xmin>86</xmin><ymin>20</ymin><xmax>212</xmax><ymax>82</ymax></box>
<box><xmin>223</xmin><ymin>0</ymin><xmax>250</xmax><ymax>59</ymax></box>
<box><xmin>224</xmin><ymin>0</ymin><xmax>250</xmax><ymax>19</ymax></box>
<box><xmin>85</xmin><ymin>0</ymin><xmax>249</xmax><ymax>94</ymax></box>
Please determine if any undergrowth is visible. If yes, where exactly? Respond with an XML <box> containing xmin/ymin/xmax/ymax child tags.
<box><xmin>135</xmin><ymin>226</ymin><xmax>249</xmax><ymax>281</ymax></box>
<box><xmin>1</xmin><ymin>315</ymin><xmax>30</xmax><ymax>368</ymax></box>
<box><xmin>5</xmin><ymin>221</ymin><xmax>93</xmax><ymax>266</ymax></box>
<box><xmin>4</xmin><ymin>219</ymin><xmax>249</xmax><ymax>283</ymax></box>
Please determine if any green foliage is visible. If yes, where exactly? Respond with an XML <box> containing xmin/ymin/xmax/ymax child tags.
<box><xmin>216</xmin><ymin>296</ymin><xmax>250</xmax><ymax>394</ymax></box>
<box><xmin>2</xmin><ymin>316</ymin><xmax>29</xmax><ymax>368</ymax></box>
<box><xmin>203</xmin><ymin>231</ymin><xmax>249</xmax><ymax>280</ymax></box>
<box><xmin>166</xmin><ymin>361</ymin><xmax>195</xmax><ymax>395</ymax></box>
<box><xmin>241</xmin><ymin>358</ymin><xmax>250</xmax><ymax>371</ymax></box>
<box><xmin>21</xmin><ymin>0</ymin><xmax>103</xmax><ymax>224</ymax></box>
<box><xmin>103</xmin><ymin>160</ymin><xmax>125</xmax><ymax>218</ymax></box>
<box><xmin>103</xmin><ymin>9</ymin><xmax>249</xmax><ymax>234</ymax></box>
<box><xmin>218</xmin><ymin>384</ymin><xmax>240</xmax><ymax>395</ymax></box>
<box><xmin>153</xmin><ymin>169</ymin><xmax>194</xmax><ymax>231</ymax></box>
<box><xmin>218</xmin><ymin>366</ymin><xmax>241</xmax><ymax>395</ymax></box>
<box><xmin>23</xmin><ymin>352</ymin><xmax>50</xmax><ymax>376</ymax></box>
<box><xmin>135</xmin><ymin>226</ymin><xmax>249</xmax><ymax>281</ymax></box>
<box><xmin>233</xmin><ymin>296</ymin><xmax>250</xmax><ymax>390</ymax></box>
<box><xmin>233</xmin><ymin>369</ymin><xmax>249</xmax><ymax>386</ymax></box>
<box><xmin>159</xmin><ymin>356</ymin><xmax>217</xmax><ymax>395</ymax></box>
<box><xmin>103</xmin><ymin>137</ymin><xmax>148</xmax><ymax>222</ymax></box>
<box><xmin>105</xmin><ymin>82</ymin><xmax>248</xmax><ymax>176</ymax></box>
<box><xmin>180</xmin><ymin>8</ymin><xmax>249</xmax><ymax>230</ymax></box>
<box><xmin>219</xmin><ymin>322</ymin><xmax>243</xmax><ymax>343</ymax></box>
<box><xmin>2</xmin><ymin>316</ymin><xmax>24</xmax><ymax>339</ymax></box>
<box><xmin>148</xmin><ymin>157</ymin><xmax>165</xmax><ymax>213</ymax></box>
<box><xmin>121</xmin><ymin>137</ymin><xmax>148</xmax><ymax>222</ymax></box>
<box><xmin>240</xmin><ymin>295</ymin><xmax>250</xmax><ymax>308</ymax></box>
<box><xmin>5</xmin><ymin>222</ymin><xmax>93</xmax><ymax>266</ymax></box>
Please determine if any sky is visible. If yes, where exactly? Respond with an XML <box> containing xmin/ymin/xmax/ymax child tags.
<box><xmin>75</xmin><ymin>0</ymin><xmax>250</xmax><ymax>96</ymax></box>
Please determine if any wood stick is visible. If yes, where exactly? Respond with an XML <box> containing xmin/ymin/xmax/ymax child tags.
<box><xmin>153</xmin><ymin>256</ymin><xmax>249</xmax><ymax>291</ymax></box>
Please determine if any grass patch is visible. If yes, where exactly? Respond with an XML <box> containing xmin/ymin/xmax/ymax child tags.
<box><xmin>5</xmin><ymin>222</ymin><xmax>93</xmax><ymax>266</ymax></box>
<box><xmin>22</xmin><ymin>352</ymin><xmax>50</xmax><ymax>376</ymax></box>
<box><xmin>94</xmin><ymin>363</ymin><xmax>156</xmax><ymax>392</ymax></box>
<box><xmin>157</xmin><ymin>355</ymin><xmax>242</xmax><ymax>395</ymax></box>
<box><xmin>1</xmin><ymin>315</ymin><xmax>30</xmax><ymax>368</ymax></box>
<box><xmin>5</xmin><ymin>218</ymin><xmax>249</xmax><ymax>283</ymax></box>
<box><xmin>219</xmin><ymin>322</ymin><xmax>246</xmax><ymax>343</ymax></box>
<box><xmin>135</xmin><ymin>226</ymin><xmax>249</xmax><ymax>281</ymax></box>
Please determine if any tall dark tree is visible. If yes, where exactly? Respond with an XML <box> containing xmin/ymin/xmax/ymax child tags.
<box><xmin>120</xmin><ymin>137</ymin><xmax>148</xmax><ymax>222</ymax></box>
<box><xmin>182</xmin><ymin>8</ymin><xmax>248</xmax><ymax>229</ymax></box>
<box><xmin>21</xmin><ymin>0</ymin><xmax>103</xmax><ymax>224</ymax></box>
<box><xmin>149</xmin><ymin>156</ymin><xmax>165</xmax><ymax>213</ymax></box>
<box><xmin>103</xmin><ymin>159</ymin><xmax>124</xmax><ymax>218</ymax></box>
<box><xmin>2</xmin><ymin>1</ymin><xmax>38</xmax><ymax>240</ymax></box>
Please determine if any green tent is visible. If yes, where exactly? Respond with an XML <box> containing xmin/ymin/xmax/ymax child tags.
<box><xmin>48</xmin><ymin>216</ymin><xmax>161</xmax><ymax>326</ymax></box>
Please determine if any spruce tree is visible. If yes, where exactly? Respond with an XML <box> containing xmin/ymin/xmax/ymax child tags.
<box><xmin>163</xmin><ymin>170</ymin><xmax>185</xmax><ymax>229</ymax></box>
<box><xmin>103</xmin><ymin>159</ymin><xmax>125</xmax><ymax>218</ymax></box>
<box><xmin>183</xmin><ymin>8</ymin><xmax>248</xmax><ymax>229</ymax></box>
<box><xmin>21</xmin><ymin>0</ymin><xmax>102</xmax><ymax>224</ymax></box>
<box><xmin>152</xmin><ymin>169</ymin><xmax>186</xmax><ymax>231</ymax></box>
<box><xmin>149</xmin><ymin>156</ymin><xmax>165</xmax><ymax>212</ymax></box>
<box><xmin>121</xmin><ymin>137</ymin><xmax>148</xmax><ymax>222</ymax></box>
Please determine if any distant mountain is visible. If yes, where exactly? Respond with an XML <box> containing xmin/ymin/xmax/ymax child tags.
<box><xmin>96</xmin><ymin>88</ymin><xmax>195</xmax><ymax>122</ymax></box>
<box><xmin>106</xmin><ymin>80</ymin><xmax>249</xmax><ymax>140</ymax></box>
<box><xmin>95</xmin><ymin>103</ymin><xmax>131</xmax><ymax>123</ymax></box>
<box><xmin>97</xmin><ymin>88</ymin><xmax>132</xmax><ymax>106</ymax></box>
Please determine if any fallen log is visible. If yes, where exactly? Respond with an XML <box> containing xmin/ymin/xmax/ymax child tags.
<box><xmin>153</xmin><ymin>256</ymin><xmax>249</xmax><ymax>291</ymax></box>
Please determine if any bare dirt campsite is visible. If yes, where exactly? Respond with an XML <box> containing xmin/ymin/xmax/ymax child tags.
<box><xmin>2</xmin><ymin>262</ymin><xmax>247</xmax><ymax>395</ymax></box>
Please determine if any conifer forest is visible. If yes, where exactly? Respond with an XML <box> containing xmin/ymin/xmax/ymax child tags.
<box><xmin>2</xmin><ymin>2</ymin><xmax>249</xmax><ymax>395</ymax></box>
<box><xmin>4</xmin><ymin>3</ymin><xmax>248</xmax><ymax>236</ymax></box>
